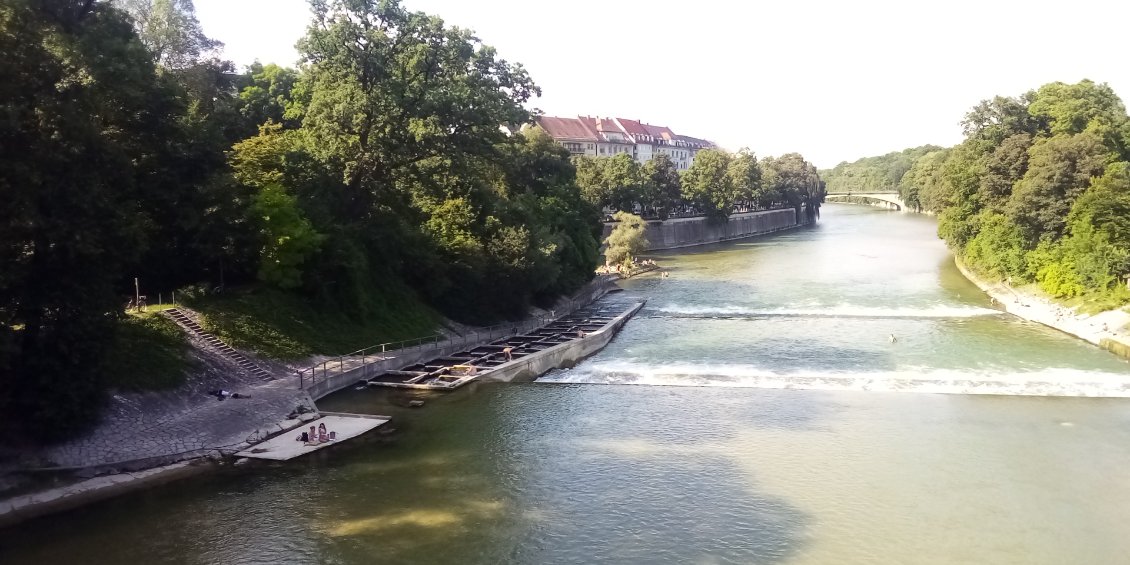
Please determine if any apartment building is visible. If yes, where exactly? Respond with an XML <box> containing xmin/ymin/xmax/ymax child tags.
<box><xmin>536</xmin><ymin>115</ymin><xmax>714</xmax><ymax>170</ymax></box>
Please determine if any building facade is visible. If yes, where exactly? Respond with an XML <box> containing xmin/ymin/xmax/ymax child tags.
<box><xmin>535</xmin><ymin>115</ymin><xmax>714</xmax><ymax>168</ymax></box>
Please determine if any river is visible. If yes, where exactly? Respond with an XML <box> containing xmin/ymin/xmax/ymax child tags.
<box><xmin>3</xmin><ymin>204</ymin><xmax>1130</xmax><ymax>564</ymax></box>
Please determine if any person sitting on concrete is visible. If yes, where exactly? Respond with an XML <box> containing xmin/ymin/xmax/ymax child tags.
<box><xmin>318</xmin><ymin>422</ymin><xmax>331</xmax><ymax>442</ymax></box>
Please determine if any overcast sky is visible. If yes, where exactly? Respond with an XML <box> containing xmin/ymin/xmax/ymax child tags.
<box><xmin>195</xmin><ymin>0</ymin><xmax>1130</xmax><ymax>168</ymax></box>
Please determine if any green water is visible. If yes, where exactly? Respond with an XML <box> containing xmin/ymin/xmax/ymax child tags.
<box><xmin>3</xmin><ymin>204</ymin><xmax>1130</xmax><ymax>564</ymax></box>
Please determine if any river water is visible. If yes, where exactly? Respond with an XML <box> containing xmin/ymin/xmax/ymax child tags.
<box><xmin>4</xmin><ymin>204</ymin><xmax>1130</xmax><ymax>564</ymax></box>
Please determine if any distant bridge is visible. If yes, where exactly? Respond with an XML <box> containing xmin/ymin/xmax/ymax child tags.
<box><xmin>824</xmin><ymin>191</ymin><xmax>906</xmax><ymax>211</ymax></box>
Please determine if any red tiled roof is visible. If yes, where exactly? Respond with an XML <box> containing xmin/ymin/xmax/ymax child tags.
<box><xmin>579</xmin><ymin>116</ymin><xmax>633</xmax><ymax>144</ymax></box>
<box><xmin>642</xmin><ymin>123</ymin><xmax>677</xmax><ymax>141</ymax></box>
<box><xmin>614</xmin><ymin>118</ymin><xmax>652</xmax><ymax>138</ymax></box>
<box><xmin>537</xmin><ymin>116</ymin><xmax>598</xmax><ymax>142</ymax></box>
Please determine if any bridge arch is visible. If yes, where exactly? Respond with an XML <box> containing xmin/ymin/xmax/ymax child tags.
<box><xmin>824</xmin><ymin>192</ymin><xmax>906</xmax><ymax>211</ymax></box>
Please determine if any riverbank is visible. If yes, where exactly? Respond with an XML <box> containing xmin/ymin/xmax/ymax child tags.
<box><xmin>0</xmin><ymin>277</ymin><xmax>621</xmax><ymax>528</ymax></box>
<box><xmin>954</xmin><ymin>258</ymin><xmax>1130</xmax><ymax>357</ymax></box>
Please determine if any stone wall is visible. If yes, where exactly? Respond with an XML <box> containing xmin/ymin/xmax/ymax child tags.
<box><xmin>602</xmin><ymin>208</ymin><xmax>804</xmax><ymax>251</ymax></box>
<box><xmin>479</xmin><ymin>301</ymin><xmax>644</xmax><ymax>383</ymax></box>
<box><xmin>306</xmin><ymin>276</ymin><xmax>620</xmax><ymax>400</ymax></box>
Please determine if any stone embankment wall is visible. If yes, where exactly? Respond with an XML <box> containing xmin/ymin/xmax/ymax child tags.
<box><xmin>602</xmin><ymin>209</ymin><xmax>805</xmax><ymax>252</ymax></box>
<box><xmin>481</xmin><ymin>302</ymin><xmax>644</xmax><ymax>383</ymax></box>
<box><xmin>306</xmin><ymin>276</ymin><xmax>620</xmax><ymax>400</ymax></box>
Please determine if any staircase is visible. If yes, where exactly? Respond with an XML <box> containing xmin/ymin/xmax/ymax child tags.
<box><xmin>163</xmin><ymin>308</ymin><xmax>274</xmax><ymax>382</ymax></box>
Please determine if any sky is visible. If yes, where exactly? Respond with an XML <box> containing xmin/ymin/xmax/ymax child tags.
<box><xmin>194</xmin><ymin>0</ymin><xmax>1130</xmax><ymax>169</ymax></box>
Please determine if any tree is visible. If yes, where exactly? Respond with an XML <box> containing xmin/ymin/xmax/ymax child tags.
<box><xmin>298</xmin><ymin>0</ymin><xmax>538</xmax><ymax>212</ymax></box>
<box><xmin>642</xmin><ymin>153</ymin><xmax>682</xmax><ymax>219</ymax></box>
<box><xmin>238</xmin><ymin>62</ymin><xmax>302</xmax><ymax>129</ymax></box>
<box><xmin>0</xmin><ymin>0</ymin><xmax>161</xmax><ymax>440</ymax></box>
<box><xmin>604</xmin><ymin>212</ymin><xmax>648</xmax><ymax>269</ymax></box>
<box><xmin>117</xmin><ymin>0</ymin><xmax>220</xmax><ymax>69</ymax></box>
<box><xmin>727</xmin><ymin>149</ymin><xmax>764</xmax><ymax>208</ymax></box>
<box><xmin>682</xmin><ymin>148</ymin><xmax>737</xmax><ymax>221</ymax></box>
<box><xmin>1007</xmin><ymin>132</ymin><xmax>1110</xmax><ymax>242</ymax></box>
<box><xmin>762</xmin><ymin>153</ymin><xmax>822</xmax><ymax>220</ymax></box>
<box><xmin>1028</xmin><ymin>80</ymin><xmax>1130</xmax><ymax>152</ymax></box>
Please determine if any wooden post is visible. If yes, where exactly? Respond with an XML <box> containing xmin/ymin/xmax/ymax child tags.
<box><xmin>134</xmin><ymin>277</ymin><xmax>140</xmax><ymax>312</ymax></box>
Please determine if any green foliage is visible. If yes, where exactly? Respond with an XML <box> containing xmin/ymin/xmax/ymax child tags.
<box><xmin>642</xmin><ymin>153</ymin><xmax>682</xmax><ymax>219</ymax></box>
<box><xmin>237</xmin><ymin>62</ymin><xmax>302</xmax><ymax>129</ymax></box>
<box><xmin>1006</xmin><ymin>132</ymin><xmax>1109</xmax><ymax>242</ymax></box>
<box><xmin>879</xmin><ymin>79</ymin><xmax>1130</xmax><ymax>310</ymax></box>
<box><xmin>963</xmin><ymin>212</ymin><xmax>1028</xmax><ymax>279</ymax></box>
<box><xmin>604</xmin><ymin>212</ymin><xmax>648</xmax><ymax>268</ymax></box>
<box><xmin>682</xmin><ymin>148</ymin><xmax>736</xmax><ymax>221</ymax></box>
<box><xmin>0</xmin><ymin>0</ymin><xmax>600</xmax><ymax>442</ymax></box>
<box><xmin>822</xmin><ymin>145</ymin><xmax>943</xmax><ymax>194</ymax></box>
<box><xmin>573</xmin><ymin>154</ymin><xmax>645</xmax><ymax>212</ymax></box>
<box><xmin>0</xmin><ymin>0</ymin><xmax>161</xmax><ymax>442</ymax></box>
<box><xmin>250</xmin><ymin>184</ymin><xmax>326</xmax><ymax>289</ymax></box>
<box><xmin>191</xmin><ymin>286</ymin><xmax>439</xmax><ymax>360</ymax></box>
<box><xmin>103</xmin><ymin>314</ymin><xmax>193</xmax><ymax>391</ymax></box>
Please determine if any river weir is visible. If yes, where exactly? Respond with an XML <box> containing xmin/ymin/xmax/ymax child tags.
<box><xmin>3</xmin><ymin>204</ymin><xmax>1129</xmax><ymax>564</ymax></box>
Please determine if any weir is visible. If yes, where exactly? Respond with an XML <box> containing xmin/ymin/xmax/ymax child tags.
<box><xmin>362</xmin><ymin>299</ymin><xmax>645</xmax><ymax>390</ymax></box>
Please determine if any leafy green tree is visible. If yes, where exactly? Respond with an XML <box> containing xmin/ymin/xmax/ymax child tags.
<box><xmin>299</xmin><ymin>0</ymin><xmax>538</xmax><ymax>210</ymax></box>
<box><xmin>238</xmin><ymin>62</ymin><xmax>302</xmax><ymax>129</ymax></box>
<box><xmin>822</xmin><ymin>146</ymin><xmax>942</xmax><ymax>194</ymax></box>
<box><xmin>642</xmin><ymin>153</ymin><xmax>682</xmax><ymax>219</ymax></box>
<box><xmin>117</xmin><ymin>0</ymin><xmax>219</xmax><ymax>69</ymax></box>
<box><xmin>250</xmin><ymin>184</ymin><xmax>326</xmax><ymax>289</ymax></box>
<box><xmin>728</xmin><ymin>149</ymin><xmax>765</xmax><ymax>208</ymax></box>
<box><xmin>1028</xmin><ymin>80</ymin><xmax>1130</xmax><ymax>151</ymax></box>
<box><xmin>978</xmin><ymin>133</ymin><xmax>1032</xmax><ymax>212</ymax></box>
<box><xmin>961</xmin><ymin>94</ymin><xmax>1038</xmax><ymax>145</ymax></box>
<box><xmin>1007</xmin><ymin>132</ymin><xmax>1109</xmax><ymax>242</ymax></box>
<box><xmin>683</xmin><ymin>148</ymin><xmax>737</xmax><ymax>221</ymax></box>
<box><xmin>762</xmin><ymin>152</ymin><xmax>822</xmax><ymax>220</ymax></box>
<box><xmin>604</xmin><ymin>212</ymin><xmax>648</xmax><ymax>269</ymax></box>
<box><xmin>0</xmin><ymin>0</ymin><xmax>160</xmax><ymax>440</ymax></box>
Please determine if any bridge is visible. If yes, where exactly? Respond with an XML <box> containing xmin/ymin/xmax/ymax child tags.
<box><xmin>824</xmin><ymin>191</ymin><xmax>907</xmax><ymax>211</ymax></box>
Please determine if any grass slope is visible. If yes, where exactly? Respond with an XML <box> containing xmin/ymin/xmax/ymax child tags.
<box><xmin>103</xmin><ymin>313</ymin><xmax>194</xmax><ymax>391</ymax></box>
<box><xmin>190</xmin><ymin>287</ymin><xmax>440</xmax><ymax>361</ymax></box>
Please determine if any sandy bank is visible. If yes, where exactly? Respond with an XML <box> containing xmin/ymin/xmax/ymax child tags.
<box><xmin>954</xmin><ymin>258</ymin><xmax>1130</xmax><ymax>354</ymax></box>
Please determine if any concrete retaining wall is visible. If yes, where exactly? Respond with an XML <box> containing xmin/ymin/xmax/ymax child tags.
<box><xmin>480</xmin><ymin>302</ymin><xmax>644</xmax><ymax>383</ymax></box>
<box><xmin>602</xmin><ymin>209</ymin><xmax>804</xmax><ymax>251</ymax></box>
<box><xmin>307</xmin><ymin>277</ymin><xmax>620</xmax><ymax>401</ymax></box>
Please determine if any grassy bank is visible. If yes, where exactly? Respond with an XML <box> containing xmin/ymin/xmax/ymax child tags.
<box><xmin>104</xmin><ymin>313</ymin><xmax>194</xmax><ymax>391</ymax></box>
<box><xmin>189</xmin><ymin>287</ymin><xmax>440</xmax><ymax>361</ymax></box>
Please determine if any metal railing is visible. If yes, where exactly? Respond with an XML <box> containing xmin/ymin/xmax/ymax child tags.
<box><xmin>294</xmin><ymin>283</ymin><xmax>614</xmax><ymax>390</ymax></box>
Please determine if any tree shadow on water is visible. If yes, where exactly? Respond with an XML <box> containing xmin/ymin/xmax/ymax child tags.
<box><xmin>504</xmin><ymin>446</ymin><xmax>811</xmax><ymax>564</ymax></box>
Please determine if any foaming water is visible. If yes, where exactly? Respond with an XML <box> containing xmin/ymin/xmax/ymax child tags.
<box><xmin>540</xmin><ymin>360</ymin><xmax>1130</xmax><ymax>396</ymax></box>
<box><xmin>653</xmin><ymin>302</ymin><xmax>1001</xmax><ymax>319</ymax></box>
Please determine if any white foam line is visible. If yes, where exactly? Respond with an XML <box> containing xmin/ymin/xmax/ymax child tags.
<box><xmin>654</xmin><ymin>303</ymin><xmax>1001</xmax><ymax>319</ymax></box>
<box><xmin>537</xmin><ymin>361</ymin><xmax>1130</xmax><ymax>397</ymax></box>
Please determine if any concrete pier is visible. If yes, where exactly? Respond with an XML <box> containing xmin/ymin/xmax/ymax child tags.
<box><xmin>235</xmin><ymin>413</ymin><xmax>389</xmax><ymax>461</ymax></box>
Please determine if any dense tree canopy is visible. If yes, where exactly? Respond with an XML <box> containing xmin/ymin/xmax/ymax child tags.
<box><xmin>574</xmin><ymin>147</ymin><xmax>821</xmax><ymax>222</ymax></box>
<box><xmin>0</xmin><ymin>0</ymin><xmax>599</xmax><ymax>441</ymax></box>
<box><xmin>885</xmin><ymin>80</ymin><xmax>1130</xmax><ymax>309</ymax></box>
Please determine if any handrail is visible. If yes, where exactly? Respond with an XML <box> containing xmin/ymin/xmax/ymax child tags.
<box><xmin>294</xmin><ymin>278</ymin><xmax>615</xmax><ymax>390</ymax></box>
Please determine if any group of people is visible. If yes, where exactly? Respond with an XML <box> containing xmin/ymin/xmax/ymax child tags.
<box><xmin>296</xmin><ymin>422</ymin><xmax>336</xmax><ymax>445</ymax></box>
<box><xmin>208</xmin><ymin>389</ymin><xmax>247</xmax><ymax>401</ymax></box>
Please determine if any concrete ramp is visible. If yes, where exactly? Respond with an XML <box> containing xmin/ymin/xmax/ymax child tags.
<box><xmin>235</xmin><ymin>413</ymin><xmax>389</xmax><ymax>461</ymax></box>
